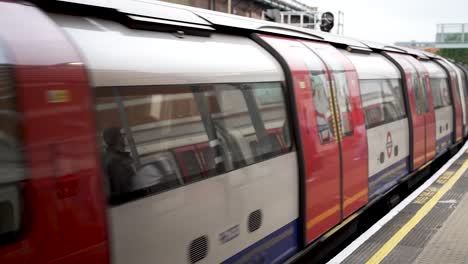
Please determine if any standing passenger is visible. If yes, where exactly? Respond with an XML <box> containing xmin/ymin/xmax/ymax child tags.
<box><xmin>102</xmin><ymin>127</ymin><xmax>135</xmax><ymax>196</ymax></box>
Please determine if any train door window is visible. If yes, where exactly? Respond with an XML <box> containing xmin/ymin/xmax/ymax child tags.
<box><xmin>404</xmin><ymin>57</ymin><xmax>431</xmax><ymax>114</ymax></box>
<box><xmin>412</xmin><ymin>71</ymin><xmax>429</xmax><ymax>114</ymax></box>
<box><xmin>94</xmin><ymin>82</ymin><xmax>291</xmax><ymax>205</ymax></box>
<box><xmin>333</xmin><ymin>72</ymin><xmax>354</xmax><ymax>136</ymax></box>
<box><xmin>461</xmin><ymin>69</ymin><xmax>468</xmax><ymax>97</ymax></box>
<box><xmin>430</xmin><ymin>78</ymin><xmax>452</xmax><ymax>108</ymax></box>
<box><xmin>304</xmin><ymin>43</ymin><xmax>354</xmax><ymax>137</ymax></box>
<box><xmin>302</xmin><ymin>49</ymin><xmax>335</xmax><ymax>144</ymax></box>
<box><xmin>453</xmin><ymin>76</ymin><xmax>461</xmax><ymax>102</ymax></box>
<box><xmin>310</xmin><ymin>72</ymin><xmax>335</xmax><ymax>143</ymax></box>
<box><xmin>0</xmin><ymin>58</ymin><xmax>24</xmax><ymax>245</ymax></box>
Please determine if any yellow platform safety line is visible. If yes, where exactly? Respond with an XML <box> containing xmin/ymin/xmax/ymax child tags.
<box><xmin>366</xmin><ymin>159</ymin><xmax>468</xmax><ymax>264</ymax></box>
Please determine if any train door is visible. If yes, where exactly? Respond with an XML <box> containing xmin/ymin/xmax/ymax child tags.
<box><xmin>458</xmin><ymin>64</ymin><xmax>468</xmax><ymax>137</ymax></box>
<box><xmin>449</xmin><ymin>63</ymin><xmax>468</xmax><ymax>137</ymax></box>
<box><xmin>437</xmin><ymin>59</ymin><xmax>464</xmax><ymax>143</ymax></box>
<box><xmin>385</xmin><ymin>53</ymin><xmax>428</xmax><ymax>169</ymax></box>
<box><xmin>421</xmin><ymin>60</ymin><xmax>454</xmax><ymax>155</ymax></box>
<box><xmin>301</xmin><ymin>41</ymin><xmax>368</xmax><ymax>218</ymax></box>
<box><xmin>258</xmin><ymin>35</ymin><xmax>366</xmax><ymax>244</ymax></box>
<box><xmin>0</xmin><ymin>3</ymin><xmax>110</xmax><ymax>263</ymax></box>
<box><xmin>258</xmin><ymin>35</ymin><xmax>340</xmax><ymax>243</ymax></box>
<box><xmin>402</xmin><ymin>56</ymin><xmax>437</xmax><ymax>162</ymax></box>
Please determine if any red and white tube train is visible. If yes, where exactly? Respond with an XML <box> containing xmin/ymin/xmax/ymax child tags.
<box><xmin>0</xmin><ymin>1</ymin><xmax>467</xmax><ymax>263</ymax></box>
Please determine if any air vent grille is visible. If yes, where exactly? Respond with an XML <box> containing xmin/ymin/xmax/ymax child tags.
<box><xmin>248</xmin><ymin>209</ymin><xmax>263</xmax><ymax>233</ymax></box>
<box><xmin>189</xmin><ymin>236</ymin><xmax>208</xmax><ymax>264</ymax></box>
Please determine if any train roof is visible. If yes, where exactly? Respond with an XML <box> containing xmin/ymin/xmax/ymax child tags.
<box><xmin>50</xmin><ymin>13</ymin><xmax>285</xmax><ymax>86</ymax></box>
<box><xmin>38</xmin><ymin>0</ymin><xmax>431</xmax><ymax>59</ymax></box>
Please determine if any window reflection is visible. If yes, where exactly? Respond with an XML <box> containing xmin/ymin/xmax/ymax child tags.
<box><xmin>0</xmin><ymin>64</ymin><xmax>23</xmax><ymax>245</ymax></box>
<box><xmin>413</xmin><ymin>74</ymin><xmax>429</xmax><ymax>114</ymax></box>
<box><xmin>95</xmin><ymin>82</ymin><xmax>291</xmax><ymax>205</ymax></box>
<box><xmin>310</xmin><ymin>72</ymin><xmax>335</xmax><ymax>144</ymax></box>
<box><xmin>430</xmin><ymin>78</ymin><xmax>452</xmax><ymax>109</ymax></box>
<box><xmin>360</xmin><ymin>79</ymin><xmax>406</xmax><ymax>128</ymax></box>
<box><xmin>333</xmin><ymin>72</ymin><xmax>353</xmax><ymax>136</ymax></box>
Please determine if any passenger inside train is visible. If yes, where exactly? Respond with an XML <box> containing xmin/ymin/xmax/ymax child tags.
<box><xmin>102</xmin><ymin>127</ymin><xmax>135</xmax><ymax>196</ymax></box>
<box><xmin>97</xmin><ymin>83</ymin><xmax>291</xmax><ymax>204</ymax></box>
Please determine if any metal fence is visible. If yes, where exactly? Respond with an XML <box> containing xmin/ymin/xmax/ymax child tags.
<box><xmin>436</xmin><ymin>23</ymin><xmax>468</xmax><ymax>43</ymax></box>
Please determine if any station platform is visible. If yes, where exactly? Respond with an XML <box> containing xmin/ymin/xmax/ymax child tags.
<box><xmin>329</xmin><ymin>142</ymin><xmax>468</xmax><ymax>264</ymax></box>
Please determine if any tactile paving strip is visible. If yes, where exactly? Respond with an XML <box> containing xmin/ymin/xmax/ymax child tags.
<box><xmin>414</xmin><ymin>192</ymin><xmax>468</xmax><ymax>263</ymax></box>
<box><xmin>342</xmin><ymin>152</ymin><xmax>468</xmax><ymax>264</ymax></box>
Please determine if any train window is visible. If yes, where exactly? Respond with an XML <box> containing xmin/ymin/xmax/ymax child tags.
<box><xmin>0</xmin><ymin>60</ymin><xmax>24</xmax><ymax>245</ymax></box>
<box><xmin>310</xmin><ymin>72</ymin><xmax>335</xmax><ymax>144</ymax></box>
<box><xmin>430</xmin><ymin>78</ymin><xmax>452</xmax><ymax>108</ymax></box>
<box><xmin>300</xmin><ymin>47</ymin><xmax>336</xmax><ymax>144</ymax></box>
<box><xmin>253</xmin><ymin>83</ymin><xmax>284</xmax><ymax>105</ymax></box>
<box><xmin>94</xmin><ymin>82</ymin><xmax>291</xmax><ymax>205</ymax></box>
<box><xmin>412</xmin><ymin>72</ymin><xmax>429</xmax><ymax>114</ymax></box>
<box><xmin>303</xmin><ymin>43</ymin><xmax>354</xmax><ymax>137</ymax></box>
<box><xmin>453</xmin><ymin>75</ymin><xmax>462</xmax><ymax>102</ymax></box>
<box><xmin>438</xmin><ymin>61</ymin><xmax>462</xmax><ymax>105</ymax></box>
<box><xmin>460</xmin><ymin>70</ymin><xmax>468</xmax><ymax>98</ymax></box>
<box><xmin>333</xmin><ymin>72</ymin><xmax>354</xmax><ymax>136</ymax></box>
<box><xmin>383</xmin><ymin>79</ymin><xmax>406</xmax><ymax>120</ymax></box>
<box><xmin>360</xmin><ymin>79</ymin><xmax>406</xmax><ymax>129</ymax></box>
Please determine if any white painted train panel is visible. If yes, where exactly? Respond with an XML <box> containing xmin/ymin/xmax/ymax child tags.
<box><xmin>50</xmin><ymin>14</ymin><xmax>284</xmax><ymax>86</ymax></box>
<box><xmin>366</xmin><ymin>118</ymin><xmax>410</xmax><ymax>196</ymax></box>
<box><xmin>340</xmin><ymin>51</ymin><xmax>400</xmax><ymax>80</ymax></box>
<box><xmin>109</xmin><ymin>152</ymin><xmax>299</xmax><ymax>264</ymax></box>
<box><xmin>423</xmin><ymin>61</ymin><xmax>447</xmax><ymax>79</ymax></box>
<box><xmin>435</xmin><ymin>106</ymin><xmax>454</xmax><ymax>154</ymax></box>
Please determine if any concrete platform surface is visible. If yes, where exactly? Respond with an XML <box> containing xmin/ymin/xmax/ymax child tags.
<box><xmin>329</xmin><ymin>144</ymin><xmax>468</xmax><ymax>264</ymax></box>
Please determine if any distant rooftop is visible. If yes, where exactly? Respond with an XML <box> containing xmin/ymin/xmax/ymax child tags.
<box><xmin>394</xmin><ymin>41</ymin><xmax>435</xmax><ymax>48</ymax></box>
<box><xmin>396</xmin><ymin>23</ymin><xmax>468</xmax><ymax>50</ymax></box>
<box><xmin>255</xmin><ymin>0</ymin><xmax>317</xmax><ymax>12</ymax></box>
<box><xmin>436</xmin><ymin>23</ymin><xmax>468</xmax><ymax>48</ymax></box>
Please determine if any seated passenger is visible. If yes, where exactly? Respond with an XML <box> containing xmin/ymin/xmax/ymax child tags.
<box><xmin>133</xmin><ymin>156</ymin><xmax>181</xmax><ymax>191</ymax></box>
<box><xmin>133</xmin><ymin>161</ymin><xmax>164</xmax><ymax>190</ymax></box>
<box><xmin>102</xmin><ymin>127</ymin><xmax>135</xmax><ymax>195</ymax></box>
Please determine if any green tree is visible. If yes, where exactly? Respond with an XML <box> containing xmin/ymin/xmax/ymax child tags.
<box><xmin>437</xmin><ymin>49</ymin><xmax>468</xmax><ymax>64</ymax></box>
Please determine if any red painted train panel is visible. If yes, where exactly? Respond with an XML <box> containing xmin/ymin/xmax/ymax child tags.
<box><xmin>406</xmin><ymin>56</ymin><xmax>437</xmax><ymax>161</ymax></box>
<box><xmin>301</xmin><ymin>41</ymin><xmax>368</xmax><ymax>218</ymax></box>
<box><xmin>260</xmin><ymin>35</ymin><xmax>342</xmax><ymax>243</ymax></box>
<box><xmin>0</xmin><ymin>2</ymin><xmax>109</xmax><ymax>263</ymax></box>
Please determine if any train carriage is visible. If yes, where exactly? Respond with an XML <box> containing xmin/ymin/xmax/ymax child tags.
<box><xmin>0</xmin><ymin>1</ymin><xmax>467</xmax><ymax>264</ymax></box>
<box><xmin>448</xmin><ymin>61</ymin><xmax>468</xmax><ymax>137</ymax></box>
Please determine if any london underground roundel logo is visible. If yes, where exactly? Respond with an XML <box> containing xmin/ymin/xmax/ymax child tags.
<box><xmin>386</xmin><ymin>132</ymin><xmax>393</xmax><ymax>158</ymax></box>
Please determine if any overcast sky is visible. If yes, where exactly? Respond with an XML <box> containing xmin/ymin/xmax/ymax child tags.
<box><xmin>303</xmin><ymin>0</ymin><xmax>466</xmax><ymax>44</ymax></box>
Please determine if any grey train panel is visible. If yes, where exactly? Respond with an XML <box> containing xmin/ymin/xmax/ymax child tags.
<box><xmin>49</xmin><ymin>14</ymin><xmax>284</xmax><ymax>87</ymax></box>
